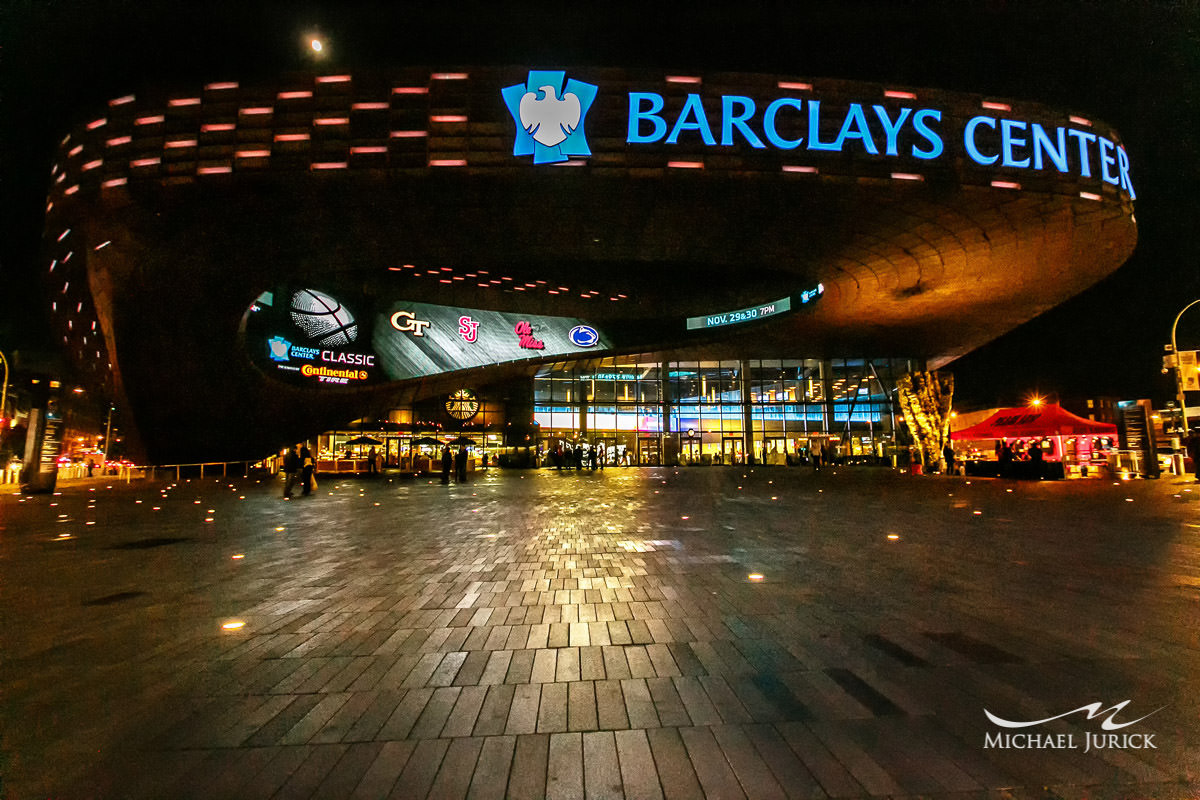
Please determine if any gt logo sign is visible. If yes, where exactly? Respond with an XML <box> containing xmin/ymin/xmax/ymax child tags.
<box><xmin>390</xmin><ymin>311</ymin><xmax>431</xmax><ymax>336</ymax></box>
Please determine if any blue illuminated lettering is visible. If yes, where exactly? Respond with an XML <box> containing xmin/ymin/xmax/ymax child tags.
<box><xmin>911</xmin><ymin>109</ymin><xmax>943</xmax><ymax>159</ymax></box>
<box><xmin>833</xmin><ymin>103</ymin><xmax>878</xmax><ymax>154</ymax></box>
<box><xmin>1000</xmin><ymin>119</ymin><xmax>1030</xmax><ymax>168</ymax></box>
<box><xmin>1067</xmin><ymin>129</ymin><xmax>1097</xmax><ymax>178</ymax></box>
<box><xmin>806</xmin><ymin>100</ymin><xmax>840</xmax><ymax>151</ymax></box>
<box><xmin>763</xmin><ymin>98</ymin><xmax>803</xmax><ymax>149</ymax></box>
<box><xmin>964</xmin><ymin>116</ymin><xmax>998</xmax><ymax>165</ymax></box>
<box><xmin>1098</xmin><ymin>137</ymin><xmax>1120</xmax><ymax>185</ymax></box>
<box><xmin>721</xmin><ymin>96</ymin><xmax>766</xmax><ymax>148</ymax></box>
<box><xmin>667</xmin><ymin>94</ymin><xmax>716</xmax><ymax>145</ymax></box>
<box><xmin>872</xmin><ymin>105</ymin><xmax>912</xmax><ymax>156</ymax></box>
<box><xmin>1117</xmin><ymin>145</ymin><xmax>1136</xmax><ymax>199</ymax></box>
<box><xmin>1031</xmin><ymin>124</ymin><xmax>1068</xmax><ymax>172</ymax></box>
<box><xmin>613</xmin><ymin>87</ymin><xmax>1133</xmax><ymax>200</ymax></box>
<box><xmin>627</xmin><ymin>92</ymin><xmax>667</xmax><ymax>143</ymax></box>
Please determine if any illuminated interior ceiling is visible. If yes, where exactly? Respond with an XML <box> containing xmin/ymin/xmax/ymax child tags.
<box><xmin>41</xmin><ymin>67</ymin><xmax>1136</xmax><ymax>461</ymax></box>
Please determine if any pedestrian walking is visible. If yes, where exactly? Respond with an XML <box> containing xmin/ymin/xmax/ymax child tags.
<box><xmin>810</xmin><ymin>439</ymin><xmax>823</xmax><ymax>471</ymax></box>
<box><xmin>282</xmin><ymin>444</ymin><xmax>300</xmax><ymax>498</ymax></box>
<box><xmin>441</xmin><ymin>445</ymin><xmax>452</xmax><ymax>484</ymax></box>
<box><xmin>455</xmin><ymin>446</ymin><xmax>469</xmax><ymax>483</ymax></box>
<box><xmin>942</xmin><ymin>442</ymin><xmax>956</xmax><ymax>475</ymax></box>
<box><xmin>300</xmin><ymin>444</ymin><xmax>315</xmax><ymax>495</ymax></box>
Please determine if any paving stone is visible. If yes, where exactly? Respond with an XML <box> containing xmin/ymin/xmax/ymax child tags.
<box><xmin>646</xmin><ymin>727</ymin><xmax>705</xmax><ymax>800</ymax></box>
<box><xmin>538</xmin><ymin>682</ymin><xmax>569</xmax><ymax>733</ymax></box>
<box><xmin>508</xmin><ymin>733</ymin><xmax>550</xmax><ymax>800</ymax></box>
<box><xmin>390</xmin><ymin>737</ymin><xmax>449</xmax><ymax>799</ymax></box>
<box><xmin>548</xmin><ymin>731</ymin><xmax>585</xmax><ymax>800</ymax></box>
<box><xmin>466</xmin><ymin>735</ymin><xmax>517</xmax><ymax>800</ymax></box>
<box><xmin>427</xmin><ymin>736</ymin><xmax>485</xmax><ymax>799</ymax></box>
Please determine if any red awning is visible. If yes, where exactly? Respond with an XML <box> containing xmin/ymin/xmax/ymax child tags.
<box><xmin>950</xmin><ymin>403</ymin><xmax>1118</xmax><ymax>440</ymax></box>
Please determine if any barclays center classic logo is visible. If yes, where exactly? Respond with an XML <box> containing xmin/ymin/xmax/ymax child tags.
<box><xmin>502</xmin><ymin>71</ymin><xmax>598</xmax><ymax>164</ymax></box>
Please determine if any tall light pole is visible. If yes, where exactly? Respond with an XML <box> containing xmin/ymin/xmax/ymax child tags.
<box><xmin>1170</xmin><ymin>298</ymin><xmax>1200</xmax><ymax>437</ymax></box>
<box><xmin>103</xmin><ymin>404</ymin><xmax>114</xmax><ymax>462</ymax></box>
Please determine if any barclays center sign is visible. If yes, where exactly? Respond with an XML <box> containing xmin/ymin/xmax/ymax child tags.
<box><xmin>502</xmin><ymin>69</ymin><xmax>1136</xmax><ymax>198</ymax></box>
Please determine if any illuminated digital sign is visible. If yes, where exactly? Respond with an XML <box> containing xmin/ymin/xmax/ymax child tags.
<box><xmin>375</xmin><ymin>301</ymin><xmax>610</xmax><ymax>380</ymax></box>
<box><xmin>248</xmin><ymin>287</ymin><xmax>615</xmax><ymax>387</ymax></box>
<box><xmin>683</xmin><ymin>287</ymin><xmax>822</xmax><ymax>331</ymax></box>
<box><xmin>688</xmin><ymin>297</ymin><xmax>791</xmax><ymax>330</ymax></box>
<box><xmin>502</xmin><ymin>74</ymin><xmax>1136</xmax><ymax>199</ymax></box>
<box><xmin>248</xmin><ymin>289</ymin><xmax>380</xmax><ymax>386</ymax></box>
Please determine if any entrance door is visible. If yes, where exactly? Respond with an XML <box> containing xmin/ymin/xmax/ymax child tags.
<box><xmin>763</xmin><ymin>437</ymin><xmax>787</xmax><ymax>465</ymax></box>
<box><xmin>722</xmin><ymin>437</ymin><xmax>744</xmax><ymax>465</ymax></box>
<box><xmin>595</xmin><ymin>436</ymin><xmax>618</xmax><ymax>466</ymax></box>
<box><xmin>682</xmin><ymin>438</ymin><xmax>701</xmax><ymax>464</ymax></box>
<box><xmin>638</xmin><ymin>437</ymin><xmax>660</xmax><ymax>466</ymax></box>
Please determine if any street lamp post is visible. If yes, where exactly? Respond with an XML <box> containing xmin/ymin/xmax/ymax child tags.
<box><xmin>1170</xmin><ymin>298</ymin><xmax>1200</xmax><ymax>438</ymax></box>
<box><xmin>103</xmin><ymin>404</ymin><xmax>114</xmax><ymax>462</ymax></box>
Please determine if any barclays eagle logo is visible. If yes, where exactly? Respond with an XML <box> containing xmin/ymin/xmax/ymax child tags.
<box><xmin>502</xmin><ymin>71</ymin><xmax>598</xmax><ymax>164</ymax></box>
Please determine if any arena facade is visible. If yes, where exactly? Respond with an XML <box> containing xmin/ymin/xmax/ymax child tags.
<box><xmin>41</xmin><ymin>67</ymin><xmax>1137</xmax><ymax>465</ymax></box>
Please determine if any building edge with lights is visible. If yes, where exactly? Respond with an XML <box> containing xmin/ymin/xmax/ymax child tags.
<box><xmin>39</xmin><ymin>67</ymin><xmax>1137</xmax><ymax>465</ymax></box>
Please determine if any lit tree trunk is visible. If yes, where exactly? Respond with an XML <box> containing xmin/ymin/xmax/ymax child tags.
<box><xmin>897</xmin><ymin>371</ymin><xmax>954</xmax><ymax>469</ymax></box>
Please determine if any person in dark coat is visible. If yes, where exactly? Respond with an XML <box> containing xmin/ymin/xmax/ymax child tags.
<box><xmin>1029</xmin><ymin>439</ymin><xmax>1045</xmax><ymax>479</ymax></box>
<box><xmin>1186</xmin><ymin>431</ymin><xmax>1200</xmax><ymax>482</ymax></box>
<box><xmin>300</xmin><ymin>444</ymin><xmax>315</xmax><ymax>495</ymax></box>
<box><xmin>440</xmin><ymin>445</ymin><xmax>452</xmax><ymax>484</ymax></box>
<box><xmin>455</xmin><ymin>446</ymin><xmax>468</xmax><ymax>483</ymax></box>
<box><xmin>282</xmin><ymin>445</ymin><xmax>300</xmax><ymax>498</ymax></box>
<box><xmin>942</xmin><ymin>442</ymin><xmax>956</xmax><ymax>475</ymax></box>
<box><xmin>999</xmin><ymin>440</ymin><xmax>1014</xmax><ymax>478</ymax></box>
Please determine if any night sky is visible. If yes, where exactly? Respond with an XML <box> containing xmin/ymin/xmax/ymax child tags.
<box><xmin>3</xmin><ymin>1</ymin><xmax>1197</xmax><ymax>409</ymax></box>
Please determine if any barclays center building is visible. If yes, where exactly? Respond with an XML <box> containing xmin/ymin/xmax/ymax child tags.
<box><xmin>41</xmin><ymin>66</ymin><xmax>1137</xmax><ymax>466</ymax></box>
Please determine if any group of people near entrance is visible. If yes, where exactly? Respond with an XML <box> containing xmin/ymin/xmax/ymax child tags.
<box><xmin>281</xmin><ymin>444</ymin><xmax>316</xmax><ymax>497</ymax></box>
<box><xmin>441</xmin><ymin>445</ymin><xmax>470</xmax><ymax>484</ymax></box>
<box><xmin>549</xmin><ymin>442</ymin><xmax>629</xmax><ymax>470</ymax></box>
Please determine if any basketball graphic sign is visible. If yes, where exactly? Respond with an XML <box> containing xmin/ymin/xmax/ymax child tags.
<box><xmin>290</xmin><ymin>289</ymin><xmax>358</xmax><ymax>346</ymax></box>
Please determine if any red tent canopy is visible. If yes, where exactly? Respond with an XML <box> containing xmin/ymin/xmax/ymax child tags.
<box><xmin>951</xmin><ymin>403</ymin><xmax>1118</xmax><ymax>440</ymax></box>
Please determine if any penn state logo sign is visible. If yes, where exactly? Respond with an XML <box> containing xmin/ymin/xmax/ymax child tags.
<box><xmin>568</xmin><ymin>325</ymin><xmax>600</xmax><ymax>347</ymax></box>
<box><xmin>502</xmin><ymin>71</ymin><xmax>598</xmax><ymax>164</ymax></box>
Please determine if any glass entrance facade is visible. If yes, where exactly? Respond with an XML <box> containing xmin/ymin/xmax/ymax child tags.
<box><xmin>533</xmin><ymin>356</ymin><xmax>919</xmax><ymax>466</ymax></box>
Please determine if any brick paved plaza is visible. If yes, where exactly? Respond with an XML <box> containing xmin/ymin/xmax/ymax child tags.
<box><xmin>2</xmin><ymin>465</ymin><xmax>1198</xmax><ymax>799</ymax></box>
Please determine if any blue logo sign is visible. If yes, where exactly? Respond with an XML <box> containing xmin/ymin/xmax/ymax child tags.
<box><xmin>268</xmin><ymin>337</ymin><xmax>292</xmax><ymax>362</ymax></box>
<box><xmin>502</xmin><ymin>71</ymin><xmax>598</xmax><ymax>164</ymax></box>
<box><xmin>568</xmin><ymin>325</ymin><xmax>600</xmax><ymax>347</ymax></box>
